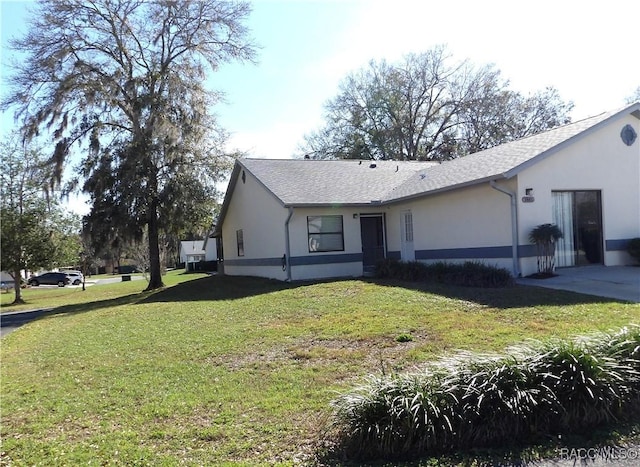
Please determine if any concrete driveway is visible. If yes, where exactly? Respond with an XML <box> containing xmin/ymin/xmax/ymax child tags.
<box><xmin>517</xmin><ymin>265</ymin><xmax>640</xmax><ymax>303</ymax></box>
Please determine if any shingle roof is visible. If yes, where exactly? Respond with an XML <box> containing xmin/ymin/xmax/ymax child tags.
<box><xmin>180</xmin><ymin>240</ymin><xmax>205</xmax><ymax>253</ymax></box>
<box><xmin>388</xmin><ymin>104</ymin><xmax>639</xmax><ymax>201</ymax></box>
<box><xmin>240</xmin><ymin>158</ymin><xmax>436</xmax><ymax>206</ymax></box>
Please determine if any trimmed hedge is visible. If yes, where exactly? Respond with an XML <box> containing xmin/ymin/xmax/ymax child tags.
<box><xmin>375</xmin><ymin>259</ymin><xmax>514</xmax><ymax>288</ymax></box>
<box><xmin>329</xmin><ymin>326</ymin><xmax>640</xmax><ymax>460</ymax></box>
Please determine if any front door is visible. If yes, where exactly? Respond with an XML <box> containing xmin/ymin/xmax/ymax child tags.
<box><xmin>552</xmin><ymin>191</ymin><xmax>604</xmax><ymax>267</ymax></box>
<box><xmin>360</xmin><ymin>215</ymin><xmax>385</xmax><ymax>273</ymax></box>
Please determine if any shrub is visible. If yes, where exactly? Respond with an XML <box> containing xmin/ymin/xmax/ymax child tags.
<box><xmin>627</xmin><ymin>238</ymin><xmax>640</xmax><ymax>263</ymax></box>
<box><xmin>529</xmin><ymin>223</ymin><xmax>563</xmax><ymax>275</ymax></box>
<box><xmin>329</xmin><ymin>326</ymin><xmax>640</xmax><ymax>461</ymax></box>
<box><xmin>375</xmin><ymin>259</ymin><xmax>514</xmax><ymax>288</ymax></box>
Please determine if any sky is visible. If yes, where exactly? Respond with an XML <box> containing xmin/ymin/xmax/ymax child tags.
<box><xmin>1</xmin><ymin>0</ymin><xmax>639</xmax><ymax>213</ymax></box>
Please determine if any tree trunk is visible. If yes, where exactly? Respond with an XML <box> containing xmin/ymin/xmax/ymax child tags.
<box><xmin>146</xmin><ymin>198</ymin><xmax>164</xmax><ymax>290</ymax></box>
<box><xmin>12</xmin><ymin>268</ymin><xmax>25</xmax><ymax>304</ymax></box>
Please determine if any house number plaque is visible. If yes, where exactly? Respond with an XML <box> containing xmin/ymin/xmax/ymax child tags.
<box><xmin>521</xmin><ymin>196</ymin><xmax>535</xmax><ymax>203</ymax></box>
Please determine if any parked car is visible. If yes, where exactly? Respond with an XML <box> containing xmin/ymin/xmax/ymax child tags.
<box><xmin>64</xmin><ymin>271</ymin><xmax>84</xmax><ymax>285</ymax></box>
<box><xmin>27</xmin><ymin>272</ymin><xmax>71</xmax><ymax>287</ymax></box>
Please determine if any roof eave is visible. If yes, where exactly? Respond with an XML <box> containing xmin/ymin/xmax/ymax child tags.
<box><xmin>283</xmin><ymin>201</ymin><xmax>387</xmax><ymax>208</ymax></box>
<box><xmin>213</xmin><ymin>161</ymin><xmax>242</xmax><ymax>237</ymax></box>
<box><xmin>383</xmin><ymin>174</ymin><xmax>509</xmax><ymax>205</ymax></box>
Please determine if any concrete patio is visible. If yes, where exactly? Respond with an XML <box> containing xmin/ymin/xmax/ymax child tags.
<box><xmin>517</xmin><ymin>265</ymin><xmax>640</xmax><ymax>303</ymax></box>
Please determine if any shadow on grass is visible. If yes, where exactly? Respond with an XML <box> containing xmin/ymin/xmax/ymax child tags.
<box><xmin>0</xmin><ymin>292</ymin><xmax>151</xmax><ymax>330</ymax></box>
<box><xmin>139</xmin><ymin>274</ymin><xmax>310</xmax><ymax>304</ymax></box>
<box><xmin>2</xmin><ymin>274</ymin><xmax>624</xmax><ymax>333</ymax></box>
<box><xmin>369</xmin><ymin>278</ymin><xmax>623</xmax><ymax>309</ymax></box>
<box><xmin>140</xmin><ymin>274</ymin><xmax>620</xmax><ymax>309</ymax></box>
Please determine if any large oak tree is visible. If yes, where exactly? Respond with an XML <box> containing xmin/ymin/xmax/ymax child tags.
<box><xmin>3</xmin><ymin>0</ymin><xmax>255</xmax><ymax>289</ymax></box>
<box><xmin>301</xmin><ymin>46</ymin><xmax>573</xmax><ymax>161</ymax></box>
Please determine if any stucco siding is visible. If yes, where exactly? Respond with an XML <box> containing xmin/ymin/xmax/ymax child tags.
<box><xmin>204</xmin><ymin>239</ymin><xmax>217</xmax><ymax>261</ymax></box>
<box><xmin>517</xmin><ymin>113</ymin><xmax>640</xmax><ymax>274</ymax></box>
<box><xmin>286</xmin><ymin>206</ymin><xmax>385</xmax><ymax>280</ymax></box>
<box><xmin>387</xmin><ymin>183</ymin><xmax>516</xmax><ymax>271</ymax></box>
<box><xmin>221</xmin><ymin>168</ymin><xmax>289</xmax><ymax>280</ymax></box>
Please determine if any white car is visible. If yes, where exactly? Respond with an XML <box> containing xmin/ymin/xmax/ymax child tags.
<box><xmin>63</xmin><ymin>270</ymin><xmax>84</xmax><ymax>285</ymax></box>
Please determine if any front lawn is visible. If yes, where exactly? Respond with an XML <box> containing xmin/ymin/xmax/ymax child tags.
<box><xmin>0</xmin><ymin>272</ymin><xmax>178</xmax><ymax>313</ymax></box>
<box><xmin>1</xmin><ymin>274</ymin><xmax>638</xmax><ymax>465</ymax></box>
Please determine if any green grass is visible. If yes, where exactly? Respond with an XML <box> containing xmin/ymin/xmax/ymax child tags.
<box><xmin>1</xmin><ymin>273</ymin><xmax>164</xmax><ymax>312</ymax></box>
<box><xmin>1</xmin><ymin>273</ymin><xmax>638</xmax><ymax>465</ymax></box>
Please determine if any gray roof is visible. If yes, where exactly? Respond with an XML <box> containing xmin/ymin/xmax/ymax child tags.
<box><xmin>216</xmin><ymin>102</ymin><xmax>640</xmax><ymax>232</ymax></box>
<box><xmin>389</xmin><ymin>103</ymin><xmax>640</xmax><ymax>201</ymax></box>
<box><xmin>180</xmin><ymin>240</ymin><xmax>205</xmax><ymax>253</ymax></box>
<box><xmin>240</xmin><ymin>159</ymin><xmax>436</xmax><ymax>206</ymax></box>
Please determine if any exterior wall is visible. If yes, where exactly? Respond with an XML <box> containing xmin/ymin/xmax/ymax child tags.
<box><xmin>221</xmin><ymin>169</ymin><xmax>290</xmax><ymax>280</ymax></box>
<box><xmin>517</xmin><ymin>113</ymin><xmax>640</xmax><ymax>276</ymax></box>
<box><xmin>204</xmin><ymin>239</ymin><xmax>217</xmax><ymax>261</ymax></box>
<box><xmin>221</xmin><ymin>176</ymin><xmax>387</xmax><ymax>280</ymax></box>
<box><xmin>386</xmin><ymin>182</ymin><xmax>517</xmax><ymax>273</ymax></box>
<box><xmin>286</xmin><ymin>206</ymin><xmax>386</xmax><ymax>280</ymax></box>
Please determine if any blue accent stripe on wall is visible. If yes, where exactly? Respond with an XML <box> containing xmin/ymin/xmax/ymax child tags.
<box><xmin>224</xmin><ymin>257</ymin><xmax>283</xmax><ymax>267</ymax></box>
<box><xmin>518</xmin><ymin>244</ymin><xmax>538</xmax><ymax>258</ymax></box>
<box><xmin>227</xmin><ymin>245</ymin><xmax>546</xmax><ymax>268</ymax></box>
<box><xmin>416</xmin><ymin>245</ymin><xmax>537</xmax><ymax>260</ymax></box>
<box><xmin>606</xmin><ymin>239</ymin><xmax>633</xmax><ymax>251</ymax></box>
<box><xmin>290</xmin><ymin>253</ymin><xmax>362</xmax><ymax>266</ymax></box>
<box><xmin>226</xmin><ymin>253</ymin><xmax>363</xmax><ymax>268</ymax></box>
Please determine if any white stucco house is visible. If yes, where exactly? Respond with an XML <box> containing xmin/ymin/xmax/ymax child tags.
<box><xmin>215</xmin><ymin>103</ymin><xmax>640</xmax><ymax>281</ymax></box>
<box><xmin>179</xmin><ymin>239</ymin><xmax>217</xmax><ymax>271</ymax></box>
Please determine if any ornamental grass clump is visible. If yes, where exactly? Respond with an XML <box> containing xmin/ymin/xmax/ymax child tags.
<box><xmin>442</xmin><ymin>352</ymin><xmax>550</xmax><ymax>448</ymax></box>
<box><xmin>329</xmin><ymin>326</ymin><xmax>640</xmax><ymax>461</ymax></box>
<box><xmin>528</xmin><ymin>339</ymin><xmax>633</xmax><ymax>431</ymax></box>
<box><xmin>330</xmin><ymin>370</ymin><xmax>461</xmax><ymax>459</ymax></box>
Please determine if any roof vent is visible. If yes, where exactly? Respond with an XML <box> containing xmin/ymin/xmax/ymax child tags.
<box><xmin>420</xmin><ymin>174</ymin><xmax>426</xmax><ymax>180</ymax></box>
<box><xmin>369</xmin><ymin>163</ymin><xmax>377</xmax><ymax>169</ymax></box>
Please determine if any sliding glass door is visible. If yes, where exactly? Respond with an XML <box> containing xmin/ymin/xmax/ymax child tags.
<box><xmin>552</xmin><ymin>191</ymin><xmax>603</xmax><ymax>267</ymax></box>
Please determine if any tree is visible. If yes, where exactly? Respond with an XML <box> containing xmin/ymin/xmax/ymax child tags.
<box><xmin>626</xmin><ymin>86</ymin><xmax>640</xmax><ymax>103</ymax></box>
<box><xmin>0</xmin><ymin>134</ymin><xmax>57</xmax><ymax>304</ymax></box>
<box><xmin>457</xmin><ymin>86</ymin><xmax>573</xmax><ymax>155</ymax></box>
<box><xmin>3</xmin><ymin>0</ymin><xmax>255</xmax><ymax>290</ymax></box>
<box><xmin>301</xmin><ymin>46</ymin><xmax>573</xmax><ymax>161</ymax></box>
<box><xmin>49</xmin><ymin>208</ymin><xmax>83</xmax><ymax>269</ymax></box>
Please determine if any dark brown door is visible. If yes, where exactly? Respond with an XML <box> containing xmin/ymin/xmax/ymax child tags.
<box><xmin>360</xmin><ymin>215</ymin><xmax>385</xmax><ymax>272</ymax></box>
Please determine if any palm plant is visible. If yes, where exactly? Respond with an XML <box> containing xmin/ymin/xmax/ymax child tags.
<box><xmin>529</xmin><ymin>224</ymin><xmax>563</xmax><ymax>275</ymax></box>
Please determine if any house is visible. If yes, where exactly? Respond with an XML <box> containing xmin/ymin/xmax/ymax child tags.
<box><xmin>215</xmin><ymin>103</ymin><xmax>640</xmax><ymax>281</ymax></box>
<box><xmin>179</xmin><ymin>239</ymin><xmax>217</xmax><ymax>271</ymax></box>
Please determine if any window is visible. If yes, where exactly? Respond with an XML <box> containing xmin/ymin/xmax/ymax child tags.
<box><xmin>307</xmin><ymin>215</ymin><xmax>344</xmax><ymax>252</ymax></box>
<box><xmin>404</xmin><ymin>212</ymin><xmax>413</xmax><ymax>242</ymax></box>
<box><xmin>236</xmin><ymin>229</ymin><xmax>244</xmax><ymax>256</ymax></box>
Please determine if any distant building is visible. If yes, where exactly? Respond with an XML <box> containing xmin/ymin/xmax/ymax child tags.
<box><xmin>179</xmin><ymin>239</ymin><xmax>217</xmax><ymax>271</ymax></box>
